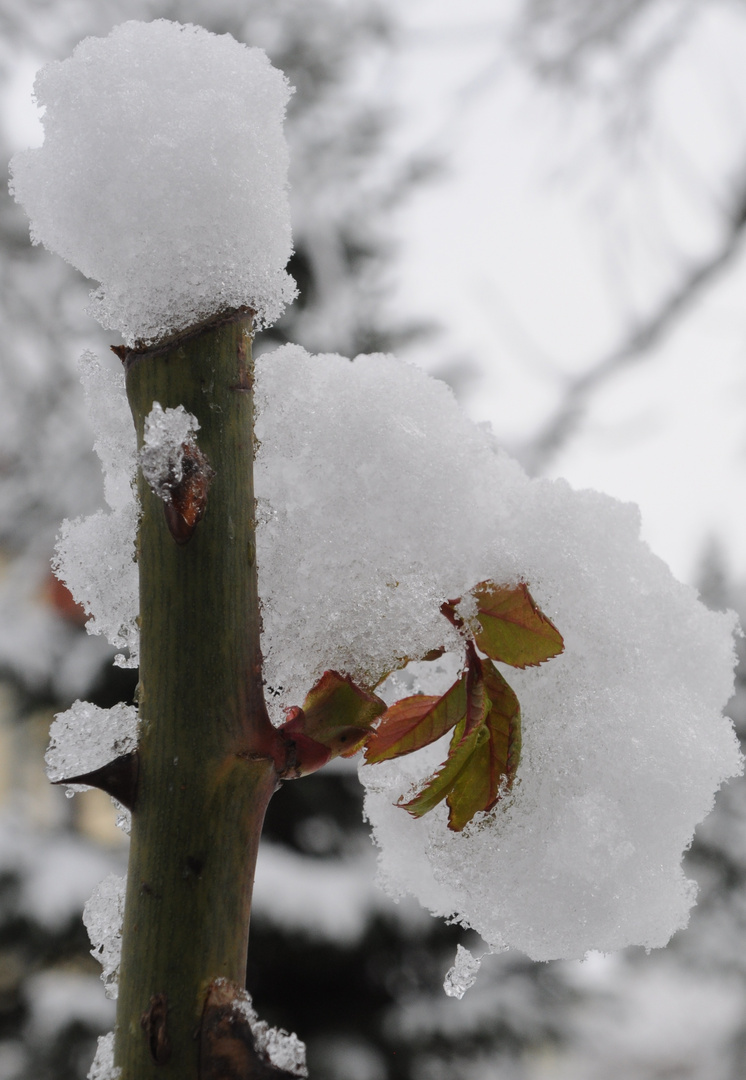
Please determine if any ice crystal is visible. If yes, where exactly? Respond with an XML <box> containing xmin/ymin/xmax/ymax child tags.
<box><xmin>140</xmin><ymin>402</ymin><xmax>200</xmax><ymax>502</ymax></box>
<box><xmin>46</xmin><ymin>700</ymin><xmax>138</xmax><ymax>786</ymax></box>
<box><xmin>83</xmin><ymin>873</ymin><xmax>126</xmax><ymax>1000</ymax></box>
<box><xmin>87</xmin><ymin>1033</ymin><xmax>120</xmax><ymax>1080</ymax></box>
<box><xmin>444</xmin><ymin>945</ymin><xmax>482</xmax><ymax>999</ymax></box>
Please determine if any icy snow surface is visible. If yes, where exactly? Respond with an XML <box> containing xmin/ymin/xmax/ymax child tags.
<box><xmin>87</xmin><ymin>1033</ymin><xmax>120</xmax><ymax>1080</ymax></box>
<box><xmin>218</xmin><ymin>980</ymin><xmax>308</xmax><ymax>1077</ymax></box>
<box><xmin>140</xmin><ymin>402</ymin><xmax>200</xmax><ymax>502</ymax></box>
<box><xmin>53</xmin><ymin>353</ymin><xmax>138</xmax><ymax>667</ymax></box>
<box><xmin>46</xmin><ymin>700</ymin><xmax>138</xmax><ymax>786</ymax></box>
<box><xmin>444</xmin><ymin>945</ymin><xmax>482</xmax><ymax>999</ymax></box>
<box><xmin>9</xmin><ymin>20</ymin><xmax>295</xmax><ymax>346</ymax></box>
<box><xmin>54</xmin><ymin>341</ymin><xmax>741</xmax><ymax>962</ymax></box>
<box><xmin>83</xmin><ymin>873</ymin><xmax>126</xmax><ymax>1000</ymax></box>
<box><xmin>254</xmin><ymin>345</ymin><xmax>742</xmax><ymax>961</ymax></box>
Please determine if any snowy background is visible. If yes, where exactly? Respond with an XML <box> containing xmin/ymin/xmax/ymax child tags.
<box><xmin>1</xmin><ymin>1</ymin><xmax>746</xmax><ymax>1078</ymax></box>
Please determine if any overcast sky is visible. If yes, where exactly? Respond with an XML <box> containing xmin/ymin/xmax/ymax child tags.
<box><xmin>386</xmin><ymin>0</ymin><xmax>746</xmax><ymax>587</ymax></box>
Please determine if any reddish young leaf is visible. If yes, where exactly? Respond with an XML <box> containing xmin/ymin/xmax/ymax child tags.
<box><xmin>301</xmin><ymin>670</ymin><xmax>386</xmax><ymax>753</ymax></box>
<box><xmin>278</xmin><ymin>671</ymin><xmax>386</xmax><ymax>777</ymax></box>
<box><xmin>363</xmin><ymin>673</ymin><xmax>468</xmax><ymax>764</ymax></box>
<box><xmin>483</xmin><ymin>660</ymin><xmax>521</xmax><ymax>786</ymax></box>
<box><xmin>468</xmin><ymin>580</ymin><xmax>564</xmax><ymax>668</ymax></box>
<box><xmin>464</xmin><ymin>659</ymin><xmax>521</xmax><ymax>820</ymax></box>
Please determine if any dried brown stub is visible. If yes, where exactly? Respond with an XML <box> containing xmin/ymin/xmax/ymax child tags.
<box><xmin>162</xmin><ymin>441</ymin><xmax>215</xmax><ymax>544</ymax></box>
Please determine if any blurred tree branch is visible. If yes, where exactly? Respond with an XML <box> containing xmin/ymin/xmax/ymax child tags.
<box><xmin>522</xmin><ymin>177</ymin><xmax>746</xmax><ymax>472</ymax></box>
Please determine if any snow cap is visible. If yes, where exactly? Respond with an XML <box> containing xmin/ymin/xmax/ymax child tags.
<box><xmin>10</xmin><ymin>19</ymin><xmax>296</xmax><ymax>345</ymax></box>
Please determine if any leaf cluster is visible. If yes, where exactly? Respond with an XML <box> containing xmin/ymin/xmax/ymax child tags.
<box><xmin>282</xmin><ymin>581</ymin><xmax>563</xmax><ymax>832</ymax></box>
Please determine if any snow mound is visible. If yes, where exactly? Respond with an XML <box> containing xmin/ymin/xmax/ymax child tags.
<box><xmin>51</xmin><ymin>340</ymin><xmax>741</xmax><ymax>962</ymax></box>
<box><xmin>9</xmin><ymin>20</ymin><xmax>295</xmax><ymax>345</ymax></box>
<box><xmin>253</xmin><ymin>345</ymin><xmax>741</xmax><ymax>961</ymax></box>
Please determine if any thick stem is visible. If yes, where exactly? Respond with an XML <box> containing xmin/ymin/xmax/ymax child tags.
<box><xmin>116</xmin><ymin>313</ymin><xmax>279</xmax><ymax>1080</ymax></box>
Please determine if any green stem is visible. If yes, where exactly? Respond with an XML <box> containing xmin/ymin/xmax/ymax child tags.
<box><xmin>116</xmin><ymin>312</ymin><xmax>279</xmax><ymax>1079</ymax></box>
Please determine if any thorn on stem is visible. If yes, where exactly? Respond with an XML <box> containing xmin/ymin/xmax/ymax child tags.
<box><xmin>51</xmin><ymin>750</ymin><xmax>139</xmax><ymax>811</ymax></box>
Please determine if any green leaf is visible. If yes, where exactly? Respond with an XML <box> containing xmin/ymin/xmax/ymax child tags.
<box><xmin>398</xmin><ymin>657</ymin><xmax>522</xmax><ymax>832</ymax></box>
<box><xmin>468</xmin><ymin>580</ymin><xmax>564</xmax><ymax>668</ymax></box>
<box><xmin>363</xmin><ymin>673</ymin><xmax>468</xmax><ymax>764</ymax></box>
<box><xmin>480</xmin><ymin>660</ymin><xmax>522</xmax><ymax>797</ymax></box>
<box><xmin>399</xmin><ymin>721</ymin><xmax>489</xmax><ymax>820</ymax></box>
<box><xmin>444</xmin><ymin>722</ymin><xmax>493</xmax><ymax>831</ymax></box>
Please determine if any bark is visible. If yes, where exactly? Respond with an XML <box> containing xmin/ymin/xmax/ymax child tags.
<box><xmin>115</xmin><ymin>311</ymin><xmax>283</xmax><ymax>1080</ymax></box>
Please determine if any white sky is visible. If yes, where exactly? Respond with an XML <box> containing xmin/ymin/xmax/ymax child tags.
<box><xmin>385</xmin><ymin>0</ymin><xmax>746</xmax><ymax>587</ymax></box>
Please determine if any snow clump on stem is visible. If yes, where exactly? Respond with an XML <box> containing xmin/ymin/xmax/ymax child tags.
<box><xmin>87</xmin><ymin>1032</ymin><xmax>120</xmax><ymax>1080</ymax></box>
<box><xmin>46</xmin><ymin>700</ymin><xmax>138</xmax><ymax>787</ymax></box>
<box><xmin>140</xmin><ymin>403</ymin><xmax>201</xmax><ymax>503</ymax></box>
<box><xmin>83</xmin><ymin>873</ymin><xmax>127</xmax><ymax>1001</ymax></box>
<box><xmin>9</xmin><ymin>20</ymin><xmax>295</xmax><ymax>346</ymax></box>
<box><xmin>52</xmin><ymin>353</ymin><xmax>138</xmax><ymax>667</ymax></box>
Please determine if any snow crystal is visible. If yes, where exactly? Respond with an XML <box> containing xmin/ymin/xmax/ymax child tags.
<box><xmin>9</xmin><ymin>20</ymin><xmax>295</xmax><ymax>346</ymax></box>
<box><xmin>87</xmin><ymin>1032</ymin><xmax>120</xmax><ymax>1080</ymax></box>
<box><xmin>254</xmin><ymin>346</ymin><xmax>489</xmax><ymax>711</ymax></box>
<box><xmin>46</xmin><ymin>700</ymin><xmax>138</xmax><ymax>785</ymax></box>
<box><xmin>140</xmin><ymin>402</ymin><xmax>200</xmax><ymax>502</ymax></box>
<box><xmin>83</xmin><ymin>873</ymin><xmax>126</xmax><ymax>1000</ymax></box>
<box><xmin>253</xmin><ymin>345</ymin><xmax>742</xmax><ymax>961</ymax></box>
<box><xmin>216</xmin><ymin>981</ymin><xmax>307</xmax><ymax>1077</ymax></box>
<box><xmin>54</xmin><ymin>503</ymin><xmax>139</xmax><ymax>667</ymax></box>
<box><xmin>444</xmin><ymin>945</ymin><xmax>482</xmax><ymax>999</ymax></box>
<box><xmin>53</xmin><ymin>353</ymin><xmax>138</xmax><ymax>667</ymax></box>
<box><xmin>78</xmin><ymin>351</ymin><xmax>137</xmax><ymax>513</ymax></box>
